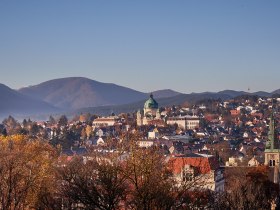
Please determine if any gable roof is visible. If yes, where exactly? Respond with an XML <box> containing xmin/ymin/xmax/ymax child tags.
<box><xmin>168</xmin><ymin>154</ymin><xmax>220</xmax><ymax>175</ymax></box>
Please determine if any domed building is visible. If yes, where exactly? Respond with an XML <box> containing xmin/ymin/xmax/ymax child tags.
<box><xmin>137</xmin><ymin>93</ymin><xmax>161</xmax><ymax>126</ymax></box>
<box><xmin>144</xmin><ymin>93</ymin><xmax>158</xmax><ymax>116</ymax></box>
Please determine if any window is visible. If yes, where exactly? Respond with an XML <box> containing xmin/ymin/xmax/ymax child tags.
<box><xmin>269</xmin><ymin>159</ymin><xmax>276</xmax><ymax>166</ymax></box>
<box><xmin>183</xmin><ymin>172</ymin><xmax>193</xmax><ymax>181</ymax></box>
<box><xmin>182</xmin><ymin>165</ymin><xmax>195</xmax><ymax>182</ymax></box>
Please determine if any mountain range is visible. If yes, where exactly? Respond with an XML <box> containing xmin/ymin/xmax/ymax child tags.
<box><xmin>19</xmin><ymin>77</ymin><xmax>149</xmax><ymax>110</ymax></box>
<box><xmin>0</xmin><ymin>84</ymin><xmax>58</xmax><ymax>118</ymax></box>
<box><xmin>0</xmin><ymin>77</ymin><xmax>280</xmax><ymax>119</ymax></box>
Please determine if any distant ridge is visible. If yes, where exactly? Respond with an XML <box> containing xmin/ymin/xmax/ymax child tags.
<box><xmin>70</xmin><ymin>92</ymin><xmax>232</xmax><ymax>116</ymax></box>
<box><xmin>217</xmin><ymin>90</ymin><xmax>247</xmax><ymax>98</ymax></box>
<box><xmin>68</xmin><ymin>89</ymin><xmax>277</xmax><ymax>116</ymax></box>
<box><xmin>0</xmin><ymin>83</ymin><xmax>58</xmax><ymax>118</ymax></box>
<box><xmin>18</xmin><ymin>77</ymin><xmax>181</xmax><ymax>110</ymax></box>
<box><xmin>0</xmin><ymin>77</ymin><xmax>279</xmax><ymax>119</ymax></box>
<box><xmin>218</xmin><ymin>89</ymin><xmax>271</xmax><ymax>98</ymax></box>
<box><xmin>152</xmin><ymin>89</ymin><xmax>181</xmax><ymax>98</ymax></box>
<box><xmin>271</xmin><ymin>89</ymin><xmax>280</xmax><ymax>96</ymax></box>
<box><xmin>19</xmin><ymin>77</ymin><xmax>148</xmax><ymax>110</ymax></box>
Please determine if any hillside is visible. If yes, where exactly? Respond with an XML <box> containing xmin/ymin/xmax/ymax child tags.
<box><xmin>152</xmin><ymin>89</ymin><xmax>181</xmax><ymax>98</ymax></box>
<box><xmin>0</xmin><ymin>84</ymin><xmax>58</xmax><ymax>118</ymax></box>
<box><xmin>217</xmin><ymin>90</ymin><xmax>271</xmax><ymax>98</ymax></box>
<box><xmin>19</xmin><ymin>77</ymin><xmax>148</xmax><ymax>110</ymax></box>
<box><xmin>70</xmin><ymin>92</ymin><xmax>232</xmax><ymax>116</ymax></box>
<box><xmin>18</xmin><ymin>77</ymin><xmax>181</xmax><ymax>110</ymax></box>
<box><xmin>1</xmin><ymin>76</ymin><xmax>279</xmax><ymax>119</ymax></box>
<box><xmin>271</xmin><ymin>89</ymin><xmax>280</xmax><ymax>96</ymax></box>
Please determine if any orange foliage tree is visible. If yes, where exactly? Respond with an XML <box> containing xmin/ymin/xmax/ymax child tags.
<box><xmin>0</xmin><ymin>135</ymin><xmax>58</xmax><ymax>209</ymax></box>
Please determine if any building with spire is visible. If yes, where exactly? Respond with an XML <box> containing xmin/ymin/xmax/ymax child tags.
<box><xmin>264</xmin><ymin>111</ymin><xmax>280</xmax><ymax>167</ymax></box>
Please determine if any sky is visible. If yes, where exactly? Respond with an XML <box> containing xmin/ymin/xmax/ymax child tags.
<box><xmin>0</xmin><ymin>0</ymin><xmax>279</xmax><ymax>94</ymax></box>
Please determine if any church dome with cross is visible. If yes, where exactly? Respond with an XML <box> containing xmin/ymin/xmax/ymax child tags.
<box><xmin>137</xmin><ymin>93</ymin><xmax>161</xmax><ymax>126</ymax></box>
<box><xmin>144</xmin><ymin>93</ymin><xmax>158</xmax><ymax>109</ymax></box>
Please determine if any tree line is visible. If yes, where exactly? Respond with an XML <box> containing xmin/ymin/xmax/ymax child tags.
<box><xmin>0</xmin><ymin>135</ymin><xmax>278</xmax><ymax>210</ymax></box>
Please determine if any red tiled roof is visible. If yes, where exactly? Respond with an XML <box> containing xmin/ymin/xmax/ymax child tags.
<box><xmin>168</xmin><ymin>155</ymin><xmax>220</xmax><ymax>175</ymax></box>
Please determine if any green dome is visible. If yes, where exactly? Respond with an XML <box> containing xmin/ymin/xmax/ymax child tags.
<box><xmin>144</xmin><ymin>94</ymin><xmax>158</xmax><ymax>109</ymax></box>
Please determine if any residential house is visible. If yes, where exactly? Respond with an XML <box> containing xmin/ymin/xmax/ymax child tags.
<box><xmin>167</xmin><ymin>115</ymin><xmax>200</xmax><ymax>130</ymax></box>
<box><xmin>93</xmin><ymin>116</ymin><xmax>120</xmax><ymax>127</ymax></box>
<box><xmin>248</xmin><ymin>156</ymin><xmax>260</xmax><ymax>167</ymax></box>
<box><xmin>148</xmin><ymin>127</ymin><xmax>159</xmax><ymax>139</ymax></box>
<box><xmin>168</xmin><ymin>153</ymin><xmax>224</xmax><ymax>192</ymax></box>
<box><xmin>138</xmin><ymin>139</ymin><xmax>154</xmax><ymax>148</ymax></box>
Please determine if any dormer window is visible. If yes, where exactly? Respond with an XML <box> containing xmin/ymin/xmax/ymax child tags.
<box><xmin>182</xmin><ymin>165</ymin><xmax>195</xmax><ymax>182</ymax></box>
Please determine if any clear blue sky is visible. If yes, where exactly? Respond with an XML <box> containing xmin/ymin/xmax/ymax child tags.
<box><xmin>0</xmin><ymin>0</ymin><xmax>279</xmax><ymax>93</ymax></box>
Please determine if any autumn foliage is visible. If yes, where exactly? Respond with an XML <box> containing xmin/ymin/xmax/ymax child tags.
<box><xmin>0</xmin><ymin>134</ymin><xmax>278</xmax><ymax>209</ymax></box>
<box><xmin>0</xmin><ymin>135</ymin><xmax>58</xmax><ymax>209</ymax></box>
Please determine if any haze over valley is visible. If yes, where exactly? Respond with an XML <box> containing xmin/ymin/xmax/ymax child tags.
<box><xmin>1</xmin><ymin>77</ymin><xmax>280</xmax><ymax>119</ymax></box>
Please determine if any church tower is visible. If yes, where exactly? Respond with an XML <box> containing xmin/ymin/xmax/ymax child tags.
<box><xmin>264</xmin><ymin>111</ymin><xmax>280</xmax><ymax>167</ymax></box>
<box><xmin>137</xmin><ymin>110</ymin><xmax>143</xmax><ymax>126</ymax></box>
<box><xmin>156</xmin><ymin>109</ymin><xmax>161</xmax><ymax>119</ymax></box>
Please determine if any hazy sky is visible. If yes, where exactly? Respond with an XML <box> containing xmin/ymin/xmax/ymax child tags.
<box><xmin>0</xmin><ymin>0</ymin><xmax>279</xmax><ymax>93</ymax></box>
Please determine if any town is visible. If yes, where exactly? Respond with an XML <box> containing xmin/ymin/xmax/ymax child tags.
<box><xmin>1</xmin><ymin>0</ymin><xmax>279</xmax><ymax>209</ymax></box>
<box><xmin>0</xmin><ymin>93</ymin><xmax>279</xmax><ymax>209</ymax></box>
